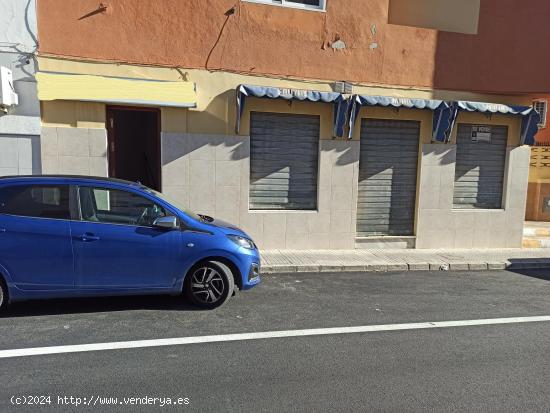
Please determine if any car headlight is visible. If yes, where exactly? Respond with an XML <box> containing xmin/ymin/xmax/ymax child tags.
<box><xmin>227</xmin><ymin>235</ymin><xmax>255</xmax><ymax>250</ymax></box>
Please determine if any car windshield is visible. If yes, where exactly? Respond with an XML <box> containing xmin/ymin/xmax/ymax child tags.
<box><xmin>143</xmin><ymin>188</ymin><xmax>201</xmax><ymax>221</ymax></box>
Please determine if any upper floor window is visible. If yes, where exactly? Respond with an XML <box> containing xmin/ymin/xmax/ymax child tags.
<box><xmin>534</xmin><ymin>100</ymin><xmax>547</xmax><ymax>128</ymax></box>
<box><xmin>243</xmin><ymin>0</ymin><xmax>326</xmax><ymax>11</ymax></box>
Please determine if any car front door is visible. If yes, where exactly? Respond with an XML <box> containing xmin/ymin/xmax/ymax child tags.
<box><xmin>0</xmin><ymin>184</ymin><xmax>74</xmax><ymax>290</ymax></box>
<box><xmin>71</xmin><ymin>185</ymin><xmax>183</xmax><ymax>289</ymax></box>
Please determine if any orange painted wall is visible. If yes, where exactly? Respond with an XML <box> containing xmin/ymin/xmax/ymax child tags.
<box><xmin>36</xmin><ymin>0</ymin><xmax>550</xmax><ymax>94</ymax></box>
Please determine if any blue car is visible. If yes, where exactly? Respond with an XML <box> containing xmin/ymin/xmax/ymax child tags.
<box><xmin>0</xmin><ymin>175</ymin><xmax>260</xmax><ymax>310</ymax></box>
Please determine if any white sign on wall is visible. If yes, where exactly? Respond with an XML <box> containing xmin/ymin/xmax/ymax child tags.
<box><xmin>471</xmin><ymin>125</ymin><xmax>492</xmax><ymax>143</ymax></box>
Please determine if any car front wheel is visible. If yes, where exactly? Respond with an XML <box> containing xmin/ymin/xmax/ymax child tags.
<box><xmin>184</xmin><ymin>261</ymin><xmax>235</xmax><ymax>309</ymax></box>
<box><xmin>0</xmin><ymin>279</ymin><xmax>7</xmax><ymax>312</ymax></box>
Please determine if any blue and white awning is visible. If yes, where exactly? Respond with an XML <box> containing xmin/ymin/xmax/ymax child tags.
<box><xmin>348</xmin><ymin>95</ymin><xmax>540</xmax><ymax>145</ymax></box>
<box><xmin>236</xmin><ymin>84</ymin><xmax>348</xmax><ymax>137</ymax></box>
<box><xmin>347</xmin><ymin>95</ymin><xmax>454</xmax><ymax>142</ymax></box>
<box><xmin>452</xmin><ymin>101</ymin><xmax>540</xmax><ymax>145</ymax></box>
<box><xmin>237</xmin><ymin>86</ymin><xmax>540</xmax><ymax>145</ymax></box>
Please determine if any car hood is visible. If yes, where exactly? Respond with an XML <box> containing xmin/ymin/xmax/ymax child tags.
<box><xmin>199</xmin><ymin>215</ymin><xmax>251</xmax><ymax>238</ymax></box>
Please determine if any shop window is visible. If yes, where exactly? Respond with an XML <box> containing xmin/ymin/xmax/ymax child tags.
<box><xmin>453</xmin><ymin>124</ymin><xmax>507</xmax><ymax>209</ymax></box>
<box><xmin>249</xmin><ymin>112</ymin><xmax>319</xmax><ymax>210</ymax></box>
<box><xmin>534</xmin><ymin>100</ymin><xmax>547</xmax><ymax>128</ymax></box>
<box><xmin>243</xmin><ymin>0</ymin><xmax>326</xmax><ymax>11</ymax></box>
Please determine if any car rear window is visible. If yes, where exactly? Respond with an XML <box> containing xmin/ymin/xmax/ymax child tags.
<box><xmin>0</xmin><ymin>185</ymin><xmax>71</xmax><ymax>220</ymax></box>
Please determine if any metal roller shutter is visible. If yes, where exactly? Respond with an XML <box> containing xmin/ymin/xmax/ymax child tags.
<box><xmin>249</xmin><ymin>112</ymin><xmax>319</xmax><ymax>210</ymax></box>
<box><xmin>453</xmin><ymin>124</ymin><xmax>507</xmax><ymax>209</ymax></box>
<box><xmin>357</xmin><ymin>119</ymin><xmax>420</xmax><ymax>237</ymax></box>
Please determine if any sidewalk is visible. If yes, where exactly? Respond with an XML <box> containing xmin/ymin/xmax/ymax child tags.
<box><xmin>260</xmin><ymin>248</ymin><xmax>550</xmax><ymax>274</ymax></box>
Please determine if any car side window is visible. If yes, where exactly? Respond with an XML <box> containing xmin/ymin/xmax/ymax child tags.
<box><xmin>0</xmin><ymin>185</ymin><xmax>71</xmax><ymax>220</ymax></box>
<box><xmin>79</xmin><ymin>186</ymin><xmax>169</xmax><ymax>227</ymax></box>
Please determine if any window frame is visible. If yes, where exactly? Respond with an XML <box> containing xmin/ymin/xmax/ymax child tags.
<box><xmin>0</xmin><ymin>183</ymin><xmax>74</xmax><ymax>221</ymax></box>
<box><xmin>76</xmin><ymin>185</ymin><xmax>179</xmax><ymax>229</ymax></box>
<box><xmin>452</xmin><ymin>123</ymin><xmax>508</xmax><ymax>211</ymax></box>
<box><xmin>534</xmin><ymin>100</ymin><xmax>547</xmax><ymax>129</ymax></box>
<box><xmin>242</xmin><ymin>0</ymin><xmax>326</xmax><ymax>12</ymax></box>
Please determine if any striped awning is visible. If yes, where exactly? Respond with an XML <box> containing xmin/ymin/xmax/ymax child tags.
<box><xmin>36</xmin><ymin>72</ymin><xmax>197</xmax><ymax>108</ymax></box>
<box><xmin>236</xmin><ymin>84</ymin><xmax>347</xmax><ymax>137</ymax></box>
<box><xmin>347</xmin><ymin>95</ymin><xmax>540</xmax><ymax>145</ymax></box>
<box><xmin>449</xmin><ymin>101</ymin><xmax>540</xmax><ymax>145</ymax></box>
<box><xmin>347</xmin><ymin>94</ymin><xmax>452</xmax><ymax>141</ymax></box>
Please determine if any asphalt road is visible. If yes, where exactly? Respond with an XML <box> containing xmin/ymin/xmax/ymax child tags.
<box><xmin>1</xmin><ymin>269</ymin><xmax>550</xmax><ymax>412</ymax></box>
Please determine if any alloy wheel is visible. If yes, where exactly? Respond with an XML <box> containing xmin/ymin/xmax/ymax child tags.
<box><xmin>190</xmin><ymin>267</ymin><xmax>226</xmax><ymax>304</ymax></box>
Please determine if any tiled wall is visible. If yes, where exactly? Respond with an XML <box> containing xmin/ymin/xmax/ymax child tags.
<box><xmin>40</xmin><ymin>127</ymin><xmax>108</xmax><ymax>176</ymax></box>
<box><xmin>416</xmin><ymin>144</ymin><xmax>530</xmax><ymax>248</ymax></box>
<box><xmin>0</xmin><ymin>134</ymin><xmax>41</xmax><ymax>176</ymax></box>
<box><xmin>161</xmin><ymin>133</ymin><xmax>359</xmax><ymax>250</ymax></box>
<box><xmin>41</xmin><ymin>127</ymin><xmax>530</xmax><ymax>250</ymax></box>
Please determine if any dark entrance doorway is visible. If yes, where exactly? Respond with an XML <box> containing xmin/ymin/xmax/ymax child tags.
<box><xmin>106</xmin><ymin>106</ymin><xmax>161</xmax><ymax>191</ymax></box>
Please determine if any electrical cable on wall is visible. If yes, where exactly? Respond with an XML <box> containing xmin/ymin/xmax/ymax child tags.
<box><xmin>205</xmin><ymin>4</ymin><xmax>238</xmax><ymax>71</ymax></box>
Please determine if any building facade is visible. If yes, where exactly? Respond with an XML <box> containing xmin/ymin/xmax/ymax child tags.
<box><xmin>22</xmin><ymin>0</ymin><xmax>550</xmax><ymax>249</ymax></box>
<box><xmin>0</xmin><ymin>0</ymin><xmax>41</xmax><ymax>176</ymax></box>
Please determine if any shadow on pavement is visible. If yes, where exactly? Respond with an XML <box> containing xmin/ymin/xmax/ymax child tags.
<box><xmin>506</xmin><ymin>268</ymin><xmax>550</xmax><ymax>282</ymax></box>
<box><xmin>505</xmin><ymin>257</ymin><xmax>550</xmax><ymax>282</ymax></box>
<box><xmin>1</xmin><ymin>294</ymin><xmax>204</xmax><ymax>318</ymax></box>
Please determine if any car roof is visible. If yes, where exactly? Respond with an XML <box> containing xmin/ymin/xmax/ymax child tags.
<box><xmin>0</xmin><ymin>175</ymin><xmax>143</xmax><ymax>188</ymax></box>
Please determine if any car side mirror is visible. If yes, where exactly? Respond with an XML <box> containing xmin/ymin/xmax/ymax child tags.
<box><xmin>153</xmin><ymin>216</ymin><xmax>179</xmax><ymax>230</ymax></box>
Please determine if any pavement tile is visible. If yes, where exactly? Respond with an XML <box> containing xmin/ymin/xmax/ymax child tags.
<box><xmin>386</xmin><ymin>263</ymin><xmax>409</xmax><ymax>272</ymax></box>
<box><xmin>263</xmin><ymin>265</ymin><xmax>296</xmax><ymax>274</ymax></box>
<box><xmin>364</xmin><ymin>264</ymin><xmax>388</xmax><ymax>272</ymax></box>
<box><xmin>320</xmin><ymin>265</ymin><xmax>344</xmax><ymax>272</ymax></box>
<box><xmin>468</xmin><ymin>263</ymin><xmax>488</xmax><ymax>271</ymax></box>
<box><xmin>295</xmin><ymin>266</ymin><xmax>321</xmax><ymax>273</ymax></box>
<box><xmin>259</xmin><ymin>248</ymin><xmax>550</xmax><ymax>274</ymax></box>
<box><xmin>449</xmin><ymin>263</ymin><xmax>470</xmax><ymax>271</ymax></box>
<box><xmin>344</xmin><ymin>265</ymin><xmax>368</xmax><ymax>272</ymax></box>
<box><xmin>407</xmin><ymin>263</ymin><xmax>430</xmax><ymax>271</ymax></box>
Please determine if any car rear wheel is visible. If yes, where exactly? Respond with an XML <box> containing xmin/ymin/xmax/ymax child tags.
<box><xmin>184</xmin><ymin>261</ymin><xmax>234</xmax><ymax>309</ymax></box>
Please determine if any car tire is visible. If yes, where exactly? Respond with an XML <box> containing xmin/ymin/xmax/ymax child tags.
<box><xmin>184</xmin><ymin>261</ymin><xmax>235</xmax><ymax>309</ymax></box>
<box><xmin>0</xmin><ymin>278</ymin><xmax>7</xmax><ymax>312</ymax></box>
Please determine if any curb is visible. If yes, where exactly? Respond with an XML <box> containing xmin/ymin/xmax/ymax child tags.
<box><xmin>261</xmin><ymin>261</ymin><xmax>548</xmax><ymax>274</ymax></box>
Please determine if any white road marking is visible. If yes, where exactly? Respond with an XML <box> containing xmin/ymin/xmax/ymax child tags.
<box><xmin>2</xmin><ymin>315</ymin><xmax>550</xmax><ymax>359</ymax></box>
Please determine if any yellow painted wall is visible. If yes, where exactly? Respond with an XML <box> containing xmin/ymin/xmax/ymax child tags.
<box><xmin>38</xmin><ymin>56</ymin><xmax>532</xmax><ymax>137</ymax></box>
<box><xmin>41</xmin><ymin>100</ymin><xmax>190</xmax><ymax>134</ymax></box>
<box><xmin>41</xmin><ymin>100</ymin><xmax>106</xmax><ymax>129</ymax></box>
<box><xmin>388</xmin><ymin>0</ymin><xmax>480</xmax><ymax>35</ymax></box>
<box><xmin>161</xmin><ymin>107</ymin><xmax>188</xmax><ymax>134</ymax></box>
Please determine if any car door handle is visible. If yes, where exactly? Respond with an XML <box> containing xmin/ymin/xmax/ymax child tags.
<box><xmin>78</xmin><ymin>233</ymin><xmax>100</xmax><ymax>242</ymax></box>
<box><xmin>0</xmin><ymin>228</ymin><xmax>6</xmax><ymax>234</ymax></box>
